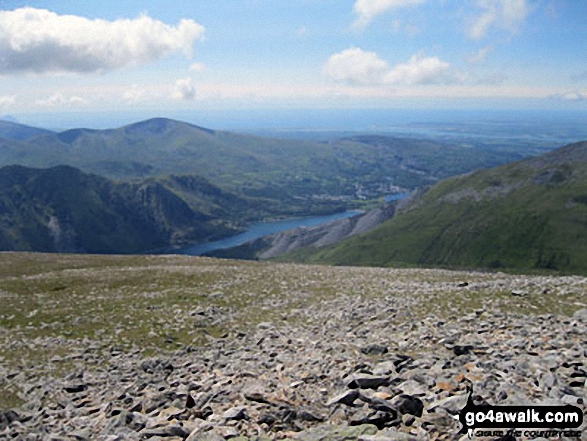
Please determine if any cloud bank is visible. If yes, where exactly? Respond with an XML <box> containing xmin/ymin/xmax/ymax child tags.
<box><xmin>324</xmin><ymin>48</ymin><xmax>450</xmax><ymax>86</ymax></box>
<box><xmin>554</xmin><ymin>91</ymin><xmax>587</xmax><ymax>102</ymax></box>
<box><xmin>0</xmin><ymin>8</ymin><xmax>205</xmax><ymax>74</ymax></box>
<box><xmin>35</xmin><ymin>93</ymin><xmax>87</xmax><ymax>107</ymax></box>
<box><xmin>0</xmin><ymin>96</ymin><xmax>16</xmax><ymax>107</ymax></box>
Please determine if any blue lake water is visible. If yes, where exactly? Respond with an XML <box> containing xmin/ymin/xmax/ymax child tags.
<box><xmin>173</xmin><ymin>210</ymin><xmax>364</xmax><ymax>256</ymax></box>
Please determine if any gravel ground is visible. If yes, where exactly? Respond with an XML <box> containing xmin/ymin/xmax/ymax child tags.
<box><xmin>0</xmin><ymin>254</ymin><xmax>586</xmax><ymax>440</ymax></box>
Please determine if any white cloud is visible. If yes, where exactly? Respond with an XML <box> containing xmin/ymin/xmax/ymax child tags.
<box><xmin>323</xmin><ymin>48</ymin><xmax>390</xmax><ymax>85</ymax></box>
<box><xmin>189</xmin><ymin>62</ymin><xmax>206</xmax><ymax>73</ymax></box>
<box><xmin>0</xmin><ymin>8</ymin><xmax>205</xmax><ymax>74</ymax></box>
<box><xmin>384</xmin><ymin>53</ymin><xmax>450</xmax><ymax>84</ymax></box>
<box><xmin>173</xmin><ymin>78</ymin><xmax>196</xmax><ymax>100</ymax></box>
<box><xmin>35</xmin><ymin>93</ymin><xmax>87</xmax><ymax>107</ymax></box>
<box><xmin>122</xmin><ymin>85</ymin><xmax>147</xmax><ymax>103</ymax></box>
<box><xmin>324</xmin><ymin>48</ymin><xmax>451</xmax><ymax>86</ymax></box>
<box><xmin>469</xmin><ymin>0</ymin><xmax>530</xmax><ymax>39</ymax></box>
<box><xmin>353</xmin><ymin>0</ymin><xmax>427</xmax><ymax>29</ymax></box>
<box><xmin>0</xmin><ymin>95</ymin><xmax>16</xmax><ymax>107</ymax></box>
<box><xmin>468</xmin><ymin>45</ymin><xmax>494</xmax><ymax>64</ymax></box>
<box><xmin>554</xmin><ymin>91</ymin><xmax>587</xmax><ymax>102</ymax></box>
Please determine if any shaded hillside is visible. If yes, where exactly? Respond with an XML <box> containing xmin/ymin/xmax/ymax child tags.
<box><xmin>0</xmin><ymin>165</ymin><xmax>243</xmax><ymax>253</ymax></box>
<box><xmin>0</xmin><ymin>120</ymin><xmax>54</xmax><ymax>141</ymax></box>
<box><xmin>287</xmin><ymin>141</ymin><xmax>587</xmax><ymax>273</ymax></box>
<box><xmin>0</xmin><ymin>118</ymin><xmax>530</xmax><ymax>214</ymax></box>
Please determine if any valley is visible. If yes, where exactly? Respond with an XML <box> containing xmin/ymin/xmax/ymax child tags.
<box><xmin>0</xmin><ymin>117</ymin><xmax>547</xmax><ymax>255</ymax></box>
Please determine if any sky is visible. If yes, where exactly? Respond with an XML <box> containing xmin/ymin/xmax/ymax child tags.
<box><xmin>0</xmin><ymin>0</ymin><xmax>586</xmax><ymax>126</ymax></box>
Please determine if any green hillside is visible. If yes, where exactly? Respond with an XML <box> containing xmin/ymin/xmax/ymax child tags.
<box><xmin>0</xmin><ymin>165</ymin><xmax>244</xmax><ymax>253</ymax></box>
<box><xmin>286</xmin><ymin>141</ymin><xmax>587</xmax><ymax>273</ymax></box>
<box><xmin>0</xmin><ymin>118</ymin><xmax>530</xmax><ymax>216</ymax></box>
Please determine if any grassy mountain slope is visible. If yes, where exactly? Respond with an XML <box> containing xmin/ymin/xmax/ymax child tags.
<box><xmin>0</xmin><ymin>165</ymin><xmax>243</xmax><ymax>253</ymax></box>
<box><xmin>286</xmin><ymin>141</ymin><xmax>587</xmax><ymax>273</ymax></box>
<box><xmin>0</xmin><ymin>120</ymin><xmax>54</xmax><ymax>141</ymax></box>
<box><xmin>0</xmin><ymin>118</ymin><xmax>528</xmax><ymax>213</ymax></box>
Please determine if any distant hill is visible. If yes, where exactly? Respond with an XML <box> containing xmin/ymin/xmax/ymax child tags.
<box><xmin>0</xmin><ymin>165</ymin><xmax>244</xmax><ymax>253</ymax></box>
<box><xmin>0</xmin><ymin>118</ymin><xmax>532</xmax><ymax>216</ymax></box>
<box><xmin>0</xmin><ymin>120</ymin><xmax>54</xmax><ymax>141</ymax></box>
<box><xmin>287</xmin><ymin>141</ymin><xmax>587</xmax><ymax>273</ymax></box>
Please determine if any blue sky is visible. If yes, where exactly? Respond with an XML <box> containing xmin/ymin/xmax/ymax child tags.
<box><xmin>0</xmin><ymin>0</ymin><xmax>586</xmax><ymax>124</ymax></box>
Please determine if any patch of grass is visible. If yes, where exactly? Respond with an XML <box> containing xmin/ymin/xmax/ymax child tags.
<box><xmin>0</xmin><ymin>386</ymin><xmax>24</xmax><ymax>410</ymax></box>
<box><xmin>1</xmin><ymin>252</ymin><xmax>585</xmax><ymax>383</ymax></box>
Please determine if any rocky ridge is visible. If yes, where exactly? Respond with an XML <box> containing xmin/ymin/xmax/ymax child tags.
<box><xmin>258</xmin><ymin>204</ymin><xmax>397</xmax><ymax>260</ymax></box>
<box><xmin>0</xmin><ymin>255</ymin><xmax>586</xmax><ymax>440</ymax></box>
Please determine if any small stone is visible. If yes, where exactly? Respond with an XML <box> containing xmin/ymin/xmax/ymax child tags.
<box><xmin>452</xmin><ymin>345</ymin><xmax>474</xmax><ymax>356</ymax></box>
<box><xmin>350</xmin><ymin>410</ymin><xmax>400</xmax><ymax>430</ymax></box>
<box><xmin>402</xmin><ymin>414</ymin><xmax>416</xmax><ymax>426</ymax></box>
<box><xmin>327</xmin><ymin>390</ymin><xmax>362</xmax><ymax>406</ymax></box>
<box><xmin>348</xmin><ymin>375</ymin><xmax>390</xmax><ymax>390</ymax></box>
<box><xmin>223</xmin><ymin>406</ymin><xmax>248</xmax><ymax>421</ymax></box>
<box><xmin>393</xmin><ymin>394</ymin><xmax>423</xmax><ymax>417</ymax></box>
<box><xmin>429</xmin><ymin>394</ymin><xmax>469</xmax><ymax>414</ymax></box>
<box><xmin>244</xmin><ymin>391</ymin><xmax>270</xmax><ymax>404</ymax></box>
<box><xmin>435</xmin><ymin>381</ymin><xmax>456</xmax><ymax>392</ymax></box>
<box><xmin>135</xmin><ymin>424</ymin><xmax>190</xmax><ymax>438</ymax></box>
<box><xmin>64</xmin><ymin>384</ymin><xmax>88</xmax><ymax>394</ymax></box>
<box><xmin>361</xmin><ymin>344</ymin><xmax>388</xmax><ymax>356</ymax></box>
<box><xmin>294</xmin><ymin>424</ymin><xmax>378</xmax><ymax>441</ymax></box>
<box><xmin>0</xmin><ymin>410</ymin><xmax>21</xmax><ymax>430</ymax></box>
<box><xmin>186</xmin><ymin>430</ymin><xmax>225</xmax><ymax>441</ymax></box>
<box><xmin>297</xmin><ymin>409</ymin><xmax>324</xmax><ymax>422</ymax></box>
<box><xmin>372</xmin><ymin>392</ymin><xmax>392</xmax><ymax>400</ymax></box>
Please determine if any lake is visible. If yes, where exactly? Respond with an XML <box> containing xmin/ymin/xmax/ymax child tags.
<box><xmin>173</xmin><ymin>210</ymin><xmax>364</xmax><ymax>256</ymax></box>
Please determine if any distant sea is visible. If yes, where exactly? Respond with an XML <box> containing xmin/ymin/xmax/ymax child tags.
<box><xmin>236</xmin><ymin>109</ymin><xmax>587</xmax><ymax>147</ymax></box>
<box><xmin>12</xmin><ymin>108</ymin><xmax>587</xmax><ymax>146</ymax></box>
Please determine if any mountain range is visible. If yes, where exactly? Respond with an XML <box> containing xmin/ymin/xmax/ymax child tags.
<box><xmin>0</xmin><ymin>117</ymin><xmax>575</xmax><ymax>258</ymax></box>
<box><xmin>0</xmin><ymin>118</ymin><xmax>532</xmax><ymax>215</ymax></box>
<box><xmin>0</xmin><ymin>120</ymin><xmax>54</xmax><ymax>141</ymax></box>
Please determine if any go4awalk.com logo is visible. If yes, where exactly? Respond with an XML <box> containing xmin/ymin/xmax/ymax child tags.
<box><xmin>457</xmin><ymin>388</ymin><xmax>583</xmax><ymax>439</ymax></box>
